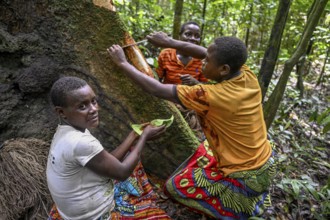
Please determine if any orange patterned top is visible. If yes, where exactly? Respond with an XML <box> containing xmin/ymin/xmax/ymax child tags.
<box><xmin>156</xmin><ymin>48</ymin><xmax>208</xmax><ymax>84</ymax></box>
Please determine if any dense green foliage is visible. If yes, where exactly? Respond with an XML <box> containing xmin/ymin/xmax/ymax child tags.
<box><xmin>115</xmin><ymin>0</ymin><xmax>329</xmax><ymax>74</ymax></box>
<box><xmin>113</xmin><ymin>0</ymin><xmax>329</xmax><ymax>219</ymax></box>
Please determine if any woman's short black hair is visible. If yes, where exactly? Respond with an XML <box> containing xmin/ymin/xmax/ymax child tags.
<box><xmin>179</xmin><ymin>21</ymin><xmax>200</xmax><ymax>34</ymax></box>
<box><xmin>50</xmin><ymin>76</ymin><xmax>87</xmax><ymax>107</ymax></box>
<box><xmin>213</xmin><ymin>37</ymin><xmax>248</xmax><ymax>74</ymax></box>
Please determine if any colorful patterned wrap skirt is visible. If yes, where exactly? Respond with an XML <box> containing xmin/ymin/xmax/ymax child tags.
<box><xmin>164</xmin><ymin>140</ymin><xmax>276</xmax><ymax>219</ymax></box>
<box><xmin>48</xmin><ymin>162</ymin><xmax>170</xmax><ymax>220</ymax></box>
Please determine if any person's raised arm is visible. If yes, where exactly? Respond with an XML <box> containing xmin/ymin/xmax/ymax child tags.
<box><xmin>107</xmin><ymin>45</ymin><xmax>179</xmax><ymax>103</ymax></box>
<box><xmin>146</xmin><ymin>32</ymin><xmax>207</xmax><ymax>59</ymax></box>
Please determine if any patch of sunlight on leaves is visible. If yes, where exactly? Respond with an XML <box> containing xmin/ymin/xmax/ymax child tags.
<box><xmin>277</xmin><ymin>177</ymin><xmax>319</xmax><ymax>200</ymax></box>
<box><xmin>277</xmin><ymin>154</ymin><xmax>288</xmax><ymax>163</ymax></box>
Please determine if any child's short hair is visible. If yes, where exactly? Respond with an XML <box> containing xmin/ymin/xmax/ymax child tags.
<box><xmin>213</xmin><ymin>37</ymin><xmax>247</xmax><ymax>74</ymax></box>
<box><xmin>179</xmin><ymin>21</ymin><xmax>200</xmax><ymax>34</ymax></box>
<box><xmin>50</xmin><ymin>76</ymin><xmax>87</xmax><ymax>107</ymax></box>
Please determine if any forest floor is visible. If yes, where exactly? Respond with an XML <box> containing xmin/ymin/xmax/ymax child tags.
<box><xmin>148</xmin><ymin>77</ymin><xmax>330</xmax><ymax>220</ymax></box>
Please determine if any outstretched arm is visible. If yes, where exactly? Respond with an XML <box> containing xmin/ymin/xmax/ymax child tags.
<box><xmin>107</xmin><ymin>45</ymin><xmax>179</xmax><ymax>103</ymax></box>
<box><xmin>146</xmin><ymin>32</ymin><xmax>207</xmax><ymax>59</ymax></box>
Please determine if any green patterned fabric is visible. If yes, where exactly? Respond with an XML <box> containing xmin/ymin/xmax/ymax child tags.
<box><xmin>164</xmin><ymin>141</ymin><xmax>277</xmax><ymax>219</ymax></box>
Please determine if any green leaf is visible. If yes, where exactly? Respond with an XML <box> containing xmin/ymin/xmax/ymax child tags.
<box><xmin>291</xmin><ymin>180</ymin><xmax>301</xmax><ymax>198</ymax></box>
<box><xmin>150</xmin><ymin>115</ymin><xmax>174</xmax><ymax>128</ymax></box>
<box><xmin>113</xmin><ymin>0</ymin><xmax>124</xmax><ymax>5</ymax></box>
<box><xmin>278</xmin><ymin>154</ymin><xmax>288</xmax><ymax>163</ymax></box>
<box><xmin>305</xmin><ymin>183</ymin><xmax>320</xmax><ymax>200</ymax></box>
<box><xmin>321</xmin><ymin>115</ymin><xmax>330</xmax><ymax>126</ymax></box>
<box><xmin>323</xmin><ymin>123</ymin><xmax>330</xmax><ymax>133</ymax></box>
<box><xmin>131</xmin><ymin>124</ymin><xmax>144</xmax><ymax>135</ymax></box>
<box><xmin>131</xmin><ymin>115</ymin><xmax>174</xmax><ymax>135</ymax></box>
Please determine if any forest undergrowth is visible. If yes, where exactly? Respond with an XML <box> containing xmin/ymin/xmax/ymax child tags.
<box><xmin>149</xmin><ymin>66</ymin><xmax>330</xmax><ymax>220</ymax></box>
<box><xmin>262</xmin><ymin>72</ymin><xmax>330</xmax><ymax>220</ymax></box>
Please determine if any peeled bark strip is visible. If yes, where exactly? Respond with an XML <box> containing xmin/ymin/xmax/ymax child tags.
<box><xmin>123</xmin><ymin>32</ymin><xmax>155</xmax><ymax>77</ymax></box>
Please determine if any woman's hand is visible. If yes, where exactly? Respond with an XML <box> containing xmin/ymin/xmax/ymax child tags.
<box><xmin>180</xmin><ymin>74</ymin><xmax>199</xmax><ymax>85</ymax></box>
<box><xmin>141</xmin><ymin>124</ymin><xmax>166</xmax><ymax>140</ymax></box>
<box><xmin>107</xmin><ymin>45</ymin><xmax>127</xmax><ymax>67</ymax></box>
<box><xmin>146</xmin><ymin>32</ymin><xmax>172</xmax><ymax>48</ymax></box>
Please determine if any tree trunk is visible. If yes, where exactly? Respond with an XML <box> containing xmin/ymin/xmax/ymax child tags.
<box><xmin>172</xmin><ymin>0</ymin><xmax>184</xmax><ymax>39</ymax></box>
<box><xmin>296</xmin><ymin>56</ymin><xmax>306</xmax><ymax>98</ymax></box>
<box><xmin>200</xmin><ymin>0</ymin><xmax>207</xmax><ymax>43</ymax></box>
<box><xmin>316</xmin><ymin>47</ymin><xmax>330</xmax><ymax>86</ymax></box>
<box><xmin>295</xmin><ymin>1</ymin><xmax>316</xmax><ymax>98</ymax></box>
<box><xmin>245</xmin><ymin>1</ymin><xmax>254</xmax><ymax>47</ymax></box>
<box><xmin>258</xmin><ymin>0</ymin><xmax>292</xmax><ymax>100</ymax></box>
<box><xmin>263</xmin><ymin>0</ymin><xmax>329</xmax><ymax>129</ymax></box>
<box><xmin>296</xmin><ymin>39</ymin><xmax>313</xmax><ymax>97</ymax></box>
<box><xmin>0</xmin><ymin>0</ymin><xmax>199</xmax><ymax>180</ymax></box>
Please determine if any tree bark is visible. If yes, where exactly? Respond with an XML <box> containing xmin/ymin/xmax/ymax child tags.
<box><xmin>295</xmin><ymin>1</ymin><xmax>316</xmax><ymax>98</ymax></box>
<box><xmin>295</xmin><ymin>56</ymin><xmax>306</xmax><ymax>98</ymax></box>
<box><xmin>316</xmin><ymin>47</ymin><xmax>330</xmax><ymax>87</ymax></box>
<box><xmin>296</xmin><ymin>39</ymin><xmax>313</xmax><ymax>97</ymax></box>
<box><xmin>0</xmin><ymin>0</ymin><xmax>199</xmax><ymax>179</ymax></box>
<box><xmin>244</xmin><ymin>1</ymin><xmax>254</xmax><ymax>47</ymax></box>
<box><xmin>200</xmin><ymin>0</ymin><xmax>207</xmax><ymax>43</ymax></box>
<box><xmin>263</xmin><ymin>0</ymin><xmax>329</xmax><ymax>129</ymax></box>
<box><xmin>258</xmin><ymin>0</ymin><xmax>292</xmax><ymax>100</ymax></box>
<box><xmin>172</xmin><ymin>0</ymin><xmax>184</xmax><ymax>39</ymax></box>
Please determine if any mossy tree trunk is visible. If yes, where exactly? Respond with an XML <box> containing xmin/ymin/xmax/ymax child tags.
<box><xmin>258</xmin><ymin>0</ymin><xmax>292</xmax><ymax>101</ymax></box>
<box><xmin>0</xmin><ymin>0</ymin><xmax>199</xmax><ymax>179</ymax></box>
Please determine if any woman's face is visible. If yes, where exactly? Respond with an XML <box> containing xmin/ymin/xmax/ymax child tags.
<box><xmin>202</xmin><ymin>44</ymin><xmax>220</xmax><ymax>81</ymax></box>
<box><xmin>202</xmin><ymin>43</ymin><xmax>231</xmax><ymax>82</ymax></box>
<box><xmin>59</xmin><ymin>85</ymin><xmax>99</xmax><ymax>132</ymax></box>
<box><xmin>179</xmin><ymin>24</ymin><xmax>201</xmax><ymax>45</ymax></box>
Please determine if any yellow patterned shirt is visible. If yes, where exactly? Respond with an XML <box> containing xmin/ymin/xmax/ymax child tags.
<box><xmin>176</xmin><ymin>65</ymin><xmax>272</xmax><ymax>176</ymax></box>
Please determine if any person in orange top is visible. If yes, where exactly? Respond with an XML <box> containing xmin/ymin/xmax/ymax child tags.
<box><xmin>157</xmin><ymin>22</ymin><xmax>208</xmax><ymax>141</ymax></box>
<box><xmin>107</xmin><ymin>33</ymin><xmax>275</xmax><ymax>219</ymax></box>
<box><xmin>156</xmin><ymin>21</ymin><xmax>208</xmax><ymax>85</ymax></box>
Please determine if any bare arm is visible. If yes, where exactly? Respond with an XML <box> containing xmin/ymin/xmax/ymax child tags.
<box><xmin>107</xmin><ymin>45</ymin><xmax>179</xmax><ymax>103</ymax></box>
<box><xmin>86</xmin><ymin>125</ymin><xmax>166</xmax><ymax>181</ymax></box>
<box><xmin>146</xmin><ymin>32</ymin><xmax>207</xmax><ymax>59</ymax></box>
<box><xmin>110</xmin><ymin>130</ymin><xmax>138</xmax><ymax>161</ymax></box>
